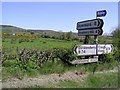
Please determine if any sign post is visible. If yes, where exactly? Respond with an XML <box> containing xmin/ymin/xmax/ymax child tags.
<box><xmin>94</xmin><ymin>11</ymin><xmax>98</xmax><ymax>56</ymax></box>
<box><xmin>95</xmin><ymin>10</ymin><xmax>107</xmax><ymax>55</ymax></box>
<box><xmin>73</xmin><ymin>10</ymin><xmax>110</xmax><ymax>64</ymax></box>
<box><xmin>84</xmin><ymin>35</ymin><xmax>89</xmax><ymax>44</ymax></box>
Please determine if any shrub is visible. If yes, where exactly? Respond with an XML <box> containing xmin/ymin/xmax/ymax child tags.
<box><xmin>113</xmin><ymin>47</ymin><xmax>120</xmax><ymax>62</ymax></box>
<box><xmin>112</xmin><ymin>29</ymin><xmax>120</xmax><ymax>49</ymax></box>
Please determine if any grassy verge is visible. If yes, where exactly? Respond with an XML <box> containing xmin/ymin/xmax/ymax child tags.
<box><xmin>2</xmin><ymin>37</ymin><xmax>119</xmax><ymax>83</ymax></box>
<box><xmin>2</xmin><ymin>59</ymin><xmax>118</xmax><ymax>81</ymax></box>
<box><xmin>41</xmin><ymin>72</ymin><xmax>118</xmax><ymax>88</ymax></box>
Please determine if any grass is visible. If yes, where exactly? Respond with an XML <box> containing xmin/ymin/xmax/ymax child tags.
<box><xmin>3</xmin><ymin>37</ymin><xmax>80</xmax><ymax>49</ymax></box>
<box><xmin>2</xmin><ymin>59</ymin><xmax>118</xmax><ymax>81</ymax></box>
<box><xmin>2</xmin><ymin>37</ymin><xmax>80</xmax><ymax>56</ymax></box>
<box><xmin>42</xmin><ymin>72</ymin><xmax>118</xmax><ymax>88</ymax></box>
<box><xmin>2</xmin><ymin>37</ymin><xmax>119</xmax><ymax>85</ymax></box>
<box><xmin>2</xmin><ymin>37</ymin><xmax>80</xmax><ymax>80</ymax></box>
<box><xmin>85</xmin><ymin>73</ymin><xmax>118</xmax><ymax>88</ymax></box>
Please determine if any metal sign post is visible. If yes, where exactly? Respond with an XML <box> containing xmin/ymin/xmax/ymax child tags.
<box><xmin>94</xmin><ymin>10</ymin><xmax>107</xmax><ymax>57</ymax></box>
<box><xmin>73</xmin><ymin>10</ymin><xmax>109</xmax><ymax>64</ymax></box>
<box><xmin>94</xmin><ymin>11</ymin><xmax>98</xmax><ymax>56</ymax></box>
<box><xmin>84</xmin><ymin>35</ymin><xmax>89</xmax><ymax>59</ymax></box>
<box><xmin>84</xmin><ymin>35</ymin><xmax>89</xmax><ymax>44</ymax></box>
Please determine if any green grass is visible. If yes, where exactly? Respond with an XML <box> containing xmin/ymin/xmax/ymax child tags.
<box><xmin>2</xmin><ymin>37</ymin><xmax>80</xmax><ymax>80</ymax></box>
<box><xmin>2</xmin><ymin>37</ymin><xmax>80</xmax><ymax>55</ymax></box>
<box><xmin>43</xmin><ymin>72</ymin><xmax>118</xmax><ymax>88</ymax></box>
<box><xmin>3</xmin><ymin>37</ymin><xmax>80</xmax><ymax>49</ymax></box>
<box><xmin>85</xmin><ymin>73</ymin><xmax>118</xmax><ymax>88</ymax></box>
<box><xmin>2</xmin><ymin>59</ymin><xmax>118</xmax><ymax>81</ymax></box>
<box><xmin>2</xmin><ymin>37</ymin><xmax>119</xmax><ymax>83</ymax></box>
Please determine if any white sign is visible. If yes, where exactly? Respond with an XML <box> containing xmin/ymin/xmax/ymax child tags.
<box><xmin>74</xmin><ymin>44</ymin><xmax>114</xmax><ymax>56</ymax></box>
<box><xmin>78</xmin><ymin>29</ymin><xmax>103</xmax><ymax>36</ymax></box>
<box><xmin>71</xmin><ymin>58</ymin><xmax>98</xmax><ymax>64</ymax></box>
<box><xmin>77</xmin><ymin>19</ymin><xmax>104</xmax><ymax>30</ymax></box>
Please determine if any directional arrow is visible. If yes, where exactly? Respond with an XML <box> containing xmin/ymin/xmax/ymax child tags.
<box><xmin>77</xmin><ymin>19</ymin><xmax>104</xmax><ymax>30</ymax></box>
<box><xmin>98</xmin><ymin>29</ymin><xmax>103</xmax><ymax>35</ymax></box>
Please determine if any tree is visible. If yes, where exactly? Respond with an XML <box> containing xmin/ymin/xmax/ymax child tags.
<box><xmin>66</xmin><ymin>31</ymin><xmax>72</xmax><ymax>40</ymax></box>
<box><xmin>30</xmin><ymin>31</ymin><xmax>34</xmax><ymax>34</ymax></box>
<box><xmin>112</xmin><ymin>29</ymin><xmax>120</xmax><ymax>49</ymax></box>
<box><xmin>111</xmin><ymin>29</ymin><xmax>120</xmax><ymax>62</ymax></box>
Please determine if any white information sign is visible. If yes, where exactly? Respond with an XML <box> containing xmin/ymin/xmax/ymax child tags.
<box><xmin>74</xmin><ymin>44</ymin><xmax>114</xmax><ymax>56</ymax></box>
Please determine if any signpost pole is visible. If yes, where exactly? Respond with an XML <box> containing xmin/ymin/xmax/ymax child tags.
<box><xmin>84</xmin><ymin>35</ymin><xmax>89</xmax><ymax>59</ymax></box>
<box><xmin>84</xmin><ymin>35</ymin><xmax>89</xmax><ymax>44</ymax></box>
<box><xmin>94</xmin><ymin>11</ymin><xmax>98</xmax><ymax>58</ymax></box>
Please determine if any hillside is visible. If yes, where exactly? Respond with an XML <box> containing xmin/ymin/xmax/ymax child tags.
<box><xmin>0</xmin><ymin>25</ymin><xmax>26</xmax><ymax>33</ymax></box>
<box><xmin>0</xmin><ymin>25</ymin><xmax>58</xmax><ymax>34</ymax></box>
<box><xmin>0</xmin><ymin>25</ymin><xmax>79</xmax><ymax>39</ymax></box>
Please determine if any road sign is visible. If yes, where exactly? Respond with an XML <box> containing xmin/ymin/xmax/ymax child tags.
<box><xmin>77</xmin><ymin>19</ymin><xmax>104</xmax><ymax>30</ymax></box>
<box><xmin>71</xmin><ymin>57</ymin><xmax>98</xmax><ymax>64</ymax></box>
<box><xmin>97</xmin><ymin>10</ymin><xmax>107</xmax><ymax>17</ymax></box>
<box><xmin>74</xmin><ymin>44</ymin><xmax>114</xmax><ymax>56</ymax></box>
<box><xmin>78</xmin><ymin>29</ymin><xmax>103</xmax><ymax>36</ymax></box>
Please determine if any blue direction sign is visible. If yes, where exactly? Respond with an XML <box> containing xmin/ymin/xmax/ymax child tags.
<box><xmin>97</xmin><ymin>10</ymin><xmax>107</xmax><ymax>17</ymax></box>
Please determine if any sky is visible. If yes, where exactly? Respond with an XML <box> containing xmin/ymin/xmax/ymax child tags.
<box><xmin>1</xmin><ymin>2</ymin><xmax>118</xmax><ymax>34</ymax></box>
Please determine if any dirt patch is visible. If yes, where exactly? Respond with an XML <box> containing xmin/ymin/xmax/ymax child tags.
<box><xmin>2</xmin><ymin>71</ymin><xmax>87</xmax><ymax>88</ymax></box>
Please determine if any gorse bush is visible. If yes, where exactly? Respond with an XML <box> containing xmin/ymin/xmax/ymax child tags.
<box><xmin>99</xmin><ymin>46</ymin><xmax>120</xmax><ymax>64</ymax></box>
<box><xmin>113</xmin><ymin>47</ymin><xmax>120</xmax><ymax>62</ymax></box>
<box><xmin>52</xmin><ymin>48</ymin><xmax>76</xmax><ymax>66</ymax></box>
<box><xmin>112</xmin><ymin>29</ymin><xmax>120</xmax><ymax>49</ymax></box>
<box><xmin>2</xmin><ymin>47</ymin><xmax>76</xmax><ymax>79</ymax></box>
<box><xmin>2</xmin><ymin>47</ymin><xmax>76</xmax><ymax>69</ymax></box>
<box><xmin>99</xmin><ymin>53</ymin><xmax>114</xmax><ymax>63</ymax></box>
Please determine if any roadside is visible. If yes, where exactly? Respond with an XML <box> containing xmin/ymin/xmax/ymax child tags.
<box><xmin>2</xmin><ymin>67</ymin><xmax>118</xmax><ymax>88</ymax></box>
<box><xmin>2</xmin><ymin>71</ymin><xmax>87</xmax><ymax>88</ymax></box>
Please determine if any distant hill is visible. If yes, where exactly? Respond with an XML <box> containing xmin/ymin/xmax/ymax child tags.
<box><xmin>0</xmin><ymin>25</ymin><xmax>79</xmax><ymax>39</ymax></box>
<box><xmin>0</xmin><ymin>25</ymin><xmax>58</xmax><ymax>34</ymax></box>
<box><xmin>0</xmin><ymin>25</ymin><xmax>26</xmax><ymax>33</ymax></box>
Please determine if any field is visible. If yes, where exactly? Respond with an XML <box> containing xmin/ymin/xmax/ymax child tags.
<box><xmin>2</xmin><ymin>37</ymin><xmax>81</xmax><ymax>79</ymax></box>
<box><xmin>1</xmin><ymin>35</ymin><xmax>119</xmax><ymax>88</ymax></box>
<box><xmin>3</xmin><ymin>37</ymin><xmax>80</xmax><ymax>51</ymax></box>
